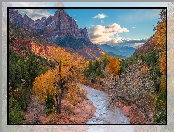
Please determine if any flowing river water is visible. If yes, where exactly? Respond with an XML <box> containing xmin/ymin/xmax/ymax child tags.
<box><xmin>78</xmin><ymin>84</ymin><xmax>130</xmax><ymax>124</ymax></box>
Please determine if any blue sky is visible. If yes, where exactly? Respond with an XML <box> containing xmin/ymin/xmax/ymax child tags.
<box><xmin>64</xmin><ymin>9</ymin><xmax>161</xmax><ymax>39</ymax></box>
<box><xmin>10</xmin><ymin>2</ymin><xmax>168</xmax><ymax>47</ymax></box>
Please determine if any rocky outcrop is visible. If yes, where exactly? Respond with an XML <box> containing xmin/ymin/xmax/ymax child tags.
<box><xmin>9</xmin><ymin>9</ymin><xmax>91</xmax><ymax>42</ymax></box>
<box><xmin>22</xmin><ymin>14</ymin><xmax>34</xmax><ymax>32</ymax></box>
<box><xmin>9</xmin><ymin>9</ymin><xmax>23</xmax><ymax>26</ymax></box>
<box><xmin>9</xmin><ymin>9</ymin><xmax>104</xmax><ymax>59</ymax></box>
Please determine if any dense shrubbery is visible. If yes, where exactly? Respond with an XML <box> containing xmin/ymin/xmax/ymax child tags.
<box><xmin>9</xmin><ymin>50</ymin><xmax>49</xmax><ymax>124</ymax></box>
<box><xmin>9</xmin><ymin>96</ymin><xmax>24</xmax><ymax>124</ymax></box>
<box><xmin>45</xmin><ymin>94</ymin><xmax>55</xmax><ymax>115</ymax></box>
<box><xmin>120</xmin><ymin>51</ymin><xmax>161</xmax><ymax>91</ymax></box>
<box><xmin>9</xmin><ymin>50</ymin><xmax>48</xmax><ymax>89</ymax></box>
<box><xmin>119</xmin><ymin>50</ymin><xmax>159</xmax><ymax>74</ymax></box>
<box><xmin>119</xmin><ymin>49</ymin><xmax>166</xmax><ymax>124</ymax></box>
<box><xmin>84</xmin><ymin>54</ymin><xmax>109</xmax><ymax>81</ymax></box>
<box><xmin>119</xmin><ymin>55</ymin><xmax>138</xmax><ymax>74</ymax></box>
<box><xmin>154</xmin><ymin>88</ymin><xmax>166</xmax><ymax>124</ymax></box>
<box><xmin>138</xmin><ymin>51</ymin><xmax>161</xmax><ymax>92</ymax></box>
<box><xmin>84</xmin><ymin>60</ymin><xmax>104</xmax><ymax>80</ymax></box>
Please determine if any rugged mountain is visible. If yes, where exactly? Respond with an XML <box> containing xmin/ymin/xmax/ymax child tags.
<box><xmin>9</xmin><ymin>9</ymin><xmax>104</xmax><ymax>60</ymax></box>
<box><xmin>9</xmin><ymin>22</ymin><xmax>83</xmax><ymax>64</ymax></box>
<box><xmin>98</xmin><ymin>44</ymin><xmax>136</xmax><ymax>58</ymax></box>
<box><xmin>114</xmin><ymin>46</ymin><xmax>136</xmax><ymax>57</ymax></box>
<box><xmin>133</xmin><ymin>36</ymin><xmax>156</xmax><ymax>55</ymax></box>
<box><xmin>98</xmin><ymin>44</ymin><xmax>121</xmax><ymax>54</ymax></box>
<box><xmin>9</xmin><ymin>22</ymin><xmax>55</xmax><ymax>57</ymax></box>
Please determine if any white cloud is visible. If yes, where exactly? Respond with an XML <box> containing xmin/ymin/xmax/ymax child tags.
<box><xmin>74</xmin><ymin>19</ymin><xmax>78</xmax><ymax>21</ymax></box>
<box><xmin>123</xmin><ymin>38</ymin><xmax>132</xmax><ymax>41</ymax></box>
<box><xmin>132</xmin><ymin>43</ymin><xmax>144</xmax><ymax>48</ymax></box>
<box><xmin>93</xmin><ymin>13</ymin><xmax>108</xmax><ymax>19</ymax></box>
<box><xmin>110</xmin><ymin>37</ymin><xmax>123</xmax><ymax>43</ymax></box>
<box><xmin>132</xmin><ymin>27</ymin><xmax>135</xmax><ymax>28</ymax></box>
<box><xmin>144</xmin><ymin>37</ymin><xmax>149</xmax><ymax>40</ymax></box>
<box><xmin>112</xmin><ymin>38</ymin><xmax>148</xmax><ymax>48</ymax></box>
<box><xmin>89</xmin><ymin>23</ymin><xmax>129</xmax><ymax>44</ymax></box>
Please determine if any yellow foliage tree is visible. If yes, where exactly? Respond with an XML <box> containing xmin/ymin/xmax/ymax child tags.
<box><xmin>159</xmin><ymin>51</ymin><xmax>166</xmax><ymax>75</ymax></box>
<box><xmin>153</xmin><ymin>9</ymin><xmax>166</xmax><ymax>70</ymax></box>
<box><xmin>66</xmin><ymin>83</ymin><xmax>87</xmax><ymax>106</ymax></box>
<box><xmin>107</xmin><ymin>57</ymin><xmax>121</xmax><ymax>76</ymax></box>
<box><xmin>154</xmin><ymin>20</ymin><xmax>166</xmax><ymax>52</ymax></box>
<box><xmin>32</xmin><ymin>69</ymin><xmax>59</xmax><ymax>101</ymax></box>
<box><xmin>32</xmin><ymin>45</ymin><xmax>87</xmax><ymax>106</ymax></box>
<box><xmin>153</xmin><ymin>9</ymin><xmax>166</xmax><ymax>89</ymax></box>
<box><xmin>160</xmin><ymin>75</ymin><xmax>166</xmax><ymax>90</ymax></box>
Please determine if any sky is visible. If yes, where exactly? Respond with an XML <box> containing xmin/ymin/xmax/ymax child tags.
<box><xmin>9</xmin><ymin>2</ymin><xmax>168</xmax><ymax>48</ymax></box>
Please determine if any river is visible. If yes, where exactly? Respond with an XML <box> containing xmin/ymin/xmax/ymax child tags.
<box><xmin>78</xmin><ymin>84</ymin><xmax>130</xmax><ymax>124</ymax></box>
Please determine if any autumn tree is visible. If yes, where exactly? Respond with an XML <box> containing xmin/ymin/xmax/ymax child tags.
<box><xmin>153</xmin><ymin>9</ymin><xmax>166</xmax><ymax>52</ymax></box>
<box><xmin>101</xmin><ymin>53</ymin><xmax>110</xmax><ymax>69</ymax></box>
<box><xmin>153</xmin><ymin>9</ymin><xmax>166</xmax><ymax>89</ymax></box>
<box><xmin>153</xmin><ymin>9</ymin><xmax>166</xmax><ymax>73</ymax></box>
<box><xmin>32</xmin><ymin>69</ymin><xmax>59</xmax><ymax>101</ymax></box>
<box><xmin>107</xmin><ymin>57</ymin><xmax>121</xmax><ymax>77</ymax></box>
<box><xmin>32</xmin><ymin>45</ymin><xmax>87</xmax><ymax>114</ymax></box>
<box><xmin>153</xmin><ymin>9</ymin><xmax>167</xmax><ymax>124</ymax></box>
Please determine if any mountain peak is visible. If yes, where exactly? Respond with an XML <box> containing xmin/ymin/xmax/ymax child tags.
<box><xmin>9</xmin><ymin>8</ymin><xmax>104</xmax><ymax>60</ymax></box>
<box><xmin>54</xmin><ymin>9</ymin><xmax>66</xmax><ymax>17</ymax></box>
<box><xmin>23</xmin><ymin>14</ymin><xmax>31</xmax><ymax>19</ymax></box>
<box><xmin>58</xmin><ymin>9</ymin><xmax>65</xmax><ymax>13</ymax></box>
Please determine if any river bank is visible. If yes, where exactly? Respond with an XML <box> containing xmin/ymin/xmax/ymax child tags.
<box><xmin>24</xmin><ymin>90</ymin><xmax>96</xmax><ymax>124</ymax></box>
